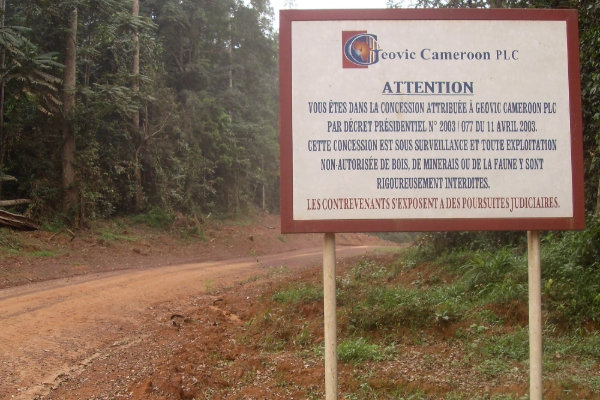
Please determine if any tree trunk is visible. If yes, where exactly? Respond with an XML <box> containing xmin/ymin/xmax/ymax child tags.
<box><xmin>228</xmin><ymin>20</ymin><xmax>238</xmax><ymax>215</ymax></box>
<box><xmin>228</xmin><ymin>22</ymin><xmax>233</xmax><ymax>90</ymax></box>
<box><xmin>596</xmin><ymin>175</ymin><xmax>600</xmax><ymax>217</ymax></box>
<box><xmin>61</xmin><ymin>5</ymin><xmax>78</xmax><ymax>217</ymax></box>
<box><xmin>132</xmin><ymin>0</ymin><xmax>139</xmax><ymax>128</ymax></box>
<box><xmin>0</xmin><ymin>0</ymin><xmax>6</xmax><ymax>198</ymax></box>
<box><xmin>262</xmin><ymin>158</ymin><xmax>265</xmax><ymax>210</ymax></box>
<box><xmin>134</xmin><ymin>153</ymin><xmax>143</xmax><ymax>210</ymax></box>
<box><xmin>132</xmin><ymin>0</ymin><xmax>142</xmax><ymax>211</ymax></box>
<box><xmin>79</xmin><ymin>186</ymin><xmax>86</xmax><ymax>227</ymax></box>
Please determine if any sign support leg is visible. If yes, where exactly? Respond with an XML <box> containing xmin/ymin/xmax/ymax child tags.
<box><xmin>528</xmin><ymin>230</ymin><xmax>543</xmax><ymax>400</ymax></box>
<box><xmin>323</xmin><ymin>232</ymin><xmax>337</xmax><ymax>400</ymax></box>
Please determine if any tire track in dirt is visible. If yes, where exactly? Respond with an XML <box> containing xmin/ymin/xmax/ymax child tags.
<box><xmin>0</xmin><ymin>245</ymin><xmax>382</xmax><ymax>399</ymax></box>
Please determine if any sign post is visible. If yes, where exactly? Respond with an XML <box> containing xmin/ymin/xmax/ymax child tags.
<box><xmin>323</xmin><ymin>232</ymin><xmax>337</xmax><ymax>400</ymax></box>
<box><xmin>528</xmin><ymin>230</ymin><xmax>543</xmax><ymax>400</ymax></box>
<box><xmin>279</xmin><ymin>9</ymin><xmax>584</xmax><ymax>398</ymax></box>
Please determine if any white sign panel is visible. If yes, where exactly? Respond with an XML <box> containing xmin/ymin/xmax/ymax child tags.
<box><xmin>280</xmin><ymin>10</ymin><xmax>584</xmax><ymax>232</ymax></box>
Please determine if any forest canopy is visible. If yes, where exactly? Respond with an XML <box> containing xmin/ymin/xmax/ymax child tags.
<box><xmin>0</xmin><ymin>0</ymin><xmax>279</xmax><ymax>225</ymax></box>
<box><xmin>0</xmin><ymin>0</ymin><xmax>598</xmax><ymax>227</ymax></box>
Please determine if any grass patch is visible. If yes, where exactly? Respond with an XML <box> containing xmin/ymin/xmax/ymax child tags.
<box><xmin>272</xmin><ymin>283</ymin><xmax>322</xmax><ymax>304</ymax></box>
<box><xmin>543</xmin><ymin>330</ymin><xmax>600</xmax><ymax>359</ymax></box>
<box><xmin>338</xmin><ymin>337</ymin><xmax>386</xmax><ymax>363</ymax></box>
<box><xmin>341</xmin><ymin>259</ymin><xmax>468</xmax><ymax>332</ymax></box>
<box><xmin>232</xmin><ymin>217</ymin><xmax>253</xmax><ymax>227</ymax></box>
<box><xmin>204</xmin><ymin>279</ymin><xmax>216</xmax><ymax>293</ymax></box>
<box><xmin>481</xmin><ymin>327</ymin><xmax>529</xmax><ymax>361</ymax></box>
<box><xmin>25</xmin><ymin>250</ymin><xmax>58</xmax><ymax>258</ymax></box>
<box><xmin>0</xmin><ymin>228</ymin><xmax>22</xmax><ymax>253</ymax></box>
<box><xmin>446</xmin><ymin>394</ymin><xmax>525</xmax><ymax>400</ymax></box>
<box><xmin>179</xmin><ymin>225</ymin><xmax>207</xmax><ymax>241</ymax></box>
<box><xmin>97</xmin><ymin>229</ymin><xmax>136</xmax><ymax>243</ymax></box>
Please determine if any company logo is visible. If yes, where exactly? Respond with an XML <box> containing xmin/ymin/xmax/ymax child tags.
<box><xmin>342</xmin><ymin>31</ymin><xmax>380</xmax><ymax>69</ymax></box>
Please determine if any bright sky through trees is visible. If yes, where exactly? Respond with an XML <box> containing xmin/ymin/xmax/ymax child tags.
<box><xmin>271</xmin><ymin>0</ymin><xmax>390</xmax><ymax>28</ymax></box>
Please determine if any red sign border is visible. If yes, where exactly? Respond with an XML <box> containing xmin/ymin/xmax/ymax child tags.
<box><xmin>279</xmin><ymin>8</ymin><xmax>584</xmax><ymax>233</ymax></box>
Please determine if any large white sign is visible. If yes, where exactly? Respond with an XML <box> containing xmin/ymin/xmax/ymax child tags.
<box><xmin>280</xmin><ymin>10</ymin><xmax>584</xmax><ymax>232</ymax></box>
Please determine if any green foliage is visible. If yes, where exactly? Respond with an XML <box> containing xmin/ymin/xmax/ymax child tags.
<box><xmin>462</xmin><ymin>248</ymin><xmax>521</xmax><ymax>289</ymax></box>
<box><xmin>349</xmin><ymin>286</ymin><xmax>435</xmax><ymax>331</ymax></box>
<box><xmin>246</xmin><ymin>250</ymin><xmax>600</xmax><ymax>397</ymax></box>
<box><xmin>445</xmin><ymin>393</ymin><xmax>526</xmax><ymax>400</ymax></box>
<box><xmin>578</xmin><ymin>1</ymin><xmax>600</xmax><ymax>212</ymax></box>
<box><xmin>0</xmin><ymin>227</ymin><xmax>22</xmax><ymax>252</ymax></box>
<box><xmin>542</xmin><ymin>216</ymin><xmax>600</xmax><ymax>324</ymax></box>
<box><xmin>338</xmin><ymin>337</ymin><xmax>385</xmax><ymax>363</ymax></box>
<box><xmin>544</xmin><ymin>331</ymin><xmax>600</xmax><ymax>359</ymax></box>
<box><xmin>482</xmin><ymin>327</ymin><xmax>529</xmax><ymax>361</ymax></box>
<box><xmin>461</xmin><ymin>248</ymin><xmax>528</xmax><ymax>304</ymax></box>
<box><xmin>424</xmin><ymin>231</ymin><xmax>526</xmax><ymax>255</ymax></box>
<box><xmin>272</xmin><ymin>283</ymin><xmax>323</xmax><ymax>304</ymax></box>
<box><xmin>339</xmin><ymin>259</ymin><xmax>468</xmax><ymax>332</ymax></box>
<box><xmin>25</xmin><ymin>250</ymin><xmax>58</xmax><ymax>257</ymax></box>
<box><xmin>294</xmin><ymin>324</ymin><xmax>313</xmax><ymax>347</ymax></box>
<box><xmin>410</xmin><ymin>217</ymin><xmax>600</xmax><ymax>327</ymax></box>
<box><xmin>180</xmin><ymin>224</ymin><xmax>207</xmax><ymax>241</ymax></box>
<box><xmin>131</xmin><ymin>207</ymin><xmax>175</xmax><ymax>229</ymax></box>
<box><xmin>97</xmin><ymin>229</ymin><xmax>136</xmax><ymax>242</ymax></box>
<box><xmin>476</xmin><ymin>358</ymin><xmax>511</xmax><ymax>379</ymax></box>
<box><xmin>0</xmin><ymin>0</ymin><xmax>279</xmax><ymax>222</ymax></box>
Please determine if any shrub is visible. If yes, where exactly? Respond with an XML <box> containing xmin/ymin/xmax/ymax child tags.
<box><xmin>131</xmin><ymin>207</ymin><xmax>175</xmax><ymax>229</ymax></box>
<box><xmin>542</xmin><ymin>216</ymin><xmax>600</xmax><ymax>325</ymax></box>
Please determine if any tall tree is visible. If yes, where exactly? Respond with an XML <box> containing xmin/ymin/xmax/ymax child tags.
<box><xmin>0</xmin><ymin>0</ymin><xmax>280</xmax><ymax>221</ymax></box>
<box><xmin>132</xmin><ymin>0</ymin><xmax>142</xmax><ymax>210</ymax></box>
<box><xmin>0</xmin><ymin>0</ymin><xmax>5</xmax><ymax>197</ymax></box>
<box><xmin>60</xmin><ymin>3</ymin><xmax>77</xmax><ymax>217</ymax></box>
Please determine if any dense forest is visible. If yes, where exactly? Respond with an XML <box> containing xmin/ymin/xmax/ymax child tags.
<box><xmin>0</xmin><ymin>0</ymin><xmax>279</xmax><ymax>226</ymax></box>
<box><xmin>0</xmin><ymin>0</ymin><xmax>598</xmax><ymax>228</ymax></box>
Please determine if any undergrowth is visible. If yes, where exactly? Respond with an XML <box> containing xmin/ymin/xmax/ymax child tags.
<box><xmin>131</xmin><ymin>207</ymin><xmax>176</xmax><ymax>229</ymax></box>
<box><xmin>244</xmin><ymin>218</ymin><xmax>600</xmax><ymax>398</ymax></box>
<box><xmin>0</xmin><ymin>228</ymin><xmax>22</xmax><ymax>254</ymax></box>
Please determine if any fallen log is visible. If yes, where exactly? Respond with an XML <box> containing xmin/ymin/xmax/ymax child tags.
<box><xmin>0</xmin><ymin>199</ymin><xmax>32</xmax><ymax>207</ymax></box>
<box><xmin>0</xmin><ymin>209</ymin><xmax>39</xmax><ymax>230</ymax></box>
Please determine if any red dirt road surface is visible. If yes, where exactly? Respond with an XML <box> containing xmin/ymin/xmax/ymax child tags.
<box><xmin>0</xmin><ymin>221</ymin><xmax>391</xmax><ymax>399</ymax></box>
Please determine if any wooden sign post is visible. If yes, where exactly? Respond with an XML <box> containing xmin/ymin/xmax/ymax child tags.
<box><xmin>279</xmin><ymin>9</ymin><xmax>584</xmax><ymax>399</ymax></box>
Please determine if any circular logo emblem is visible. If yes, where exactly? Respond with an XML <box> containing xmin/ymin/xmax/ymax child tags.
<box><xmin>344</xmin><ymin>33</ymin><xmax>379</xmax><ymax>66</ymax></box>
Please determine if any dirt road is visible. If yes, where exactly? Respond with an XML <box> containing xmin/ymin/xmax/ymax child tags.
<box><xmin>0</xmin><ymin>245</ymin><xmax>381</xmax><ymax>399</ymax></box>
